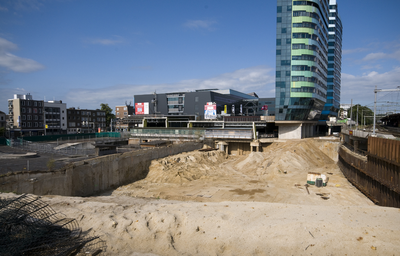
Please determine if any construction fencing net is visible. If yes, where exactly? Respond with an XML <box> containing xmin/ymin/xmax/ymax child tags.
<box><xmin>0</xmin><ymin>194</ymin><xmax>106</xmax><ymax>256</ymax></box>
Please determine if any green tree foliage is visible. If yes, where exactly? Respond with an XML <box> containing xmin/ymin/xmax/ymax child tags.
<box><xmin>347</xmin><ymin>105</ymin><xmax>374</xmax><ymax>126</ymax></box>
<box><xmin>100</xmin><ymin>103</ymin><xmax>116</xmax><ymax>129</ymax></box>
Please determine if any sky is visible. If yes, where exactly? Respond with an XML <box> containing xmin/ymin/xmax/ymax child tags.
<box><xmin>1</xmin><ymin>0</ymin><xmax>400</xmax><ymax>114</ymax></box>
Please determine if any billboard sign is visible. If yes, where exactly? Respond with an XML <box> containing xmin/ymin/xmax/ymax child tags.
<box><xmin>135</xmin><ymin>102</ymin><xmax>149</xmax><ymax>115</ymax></box>
<box><xmin>204</xmin><ymin>102</ymin><xmax>217</xmax><ymax>119</ymax></box>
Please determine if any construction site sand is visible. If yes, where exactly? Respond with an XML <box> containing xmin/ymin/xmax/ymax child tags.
<box><xmin>2</xmin><ymin>139</ymin><xmax>400</xmax><ymax>255</ymax></box>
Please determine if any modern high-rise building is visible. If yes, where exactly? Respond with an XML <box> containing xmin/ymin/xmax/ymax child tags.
<box><xmin>275</xmin><ymin>0</ymin><xmax>341</xmax><ymax>122</ymax></box>
<box><xmin>321</xmin><ymin>0</ymin><xmax>342</xmax><ymax>120</ymax></box>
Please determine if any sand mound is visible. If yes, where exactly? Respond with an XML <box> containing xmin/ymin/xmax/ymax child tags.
<box><xmin>144</xmin><ymin>150</ymin><xmax>227</xmax><ymax>184</ymax></box>
<box><xmin>113</xmin><ymin>139</ymin><xmax>371</xmax><ymax>206</ymax></box>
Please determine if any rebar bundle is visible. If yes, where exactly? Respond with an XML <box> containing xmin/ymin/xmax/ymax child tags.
<box><xmin>0</xmin><ymin>194</ymin><xmax>106</xmax><ymax>256</ymax></box>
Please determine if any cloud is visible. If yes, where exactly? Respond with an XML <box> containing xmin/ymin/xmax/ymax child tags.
<box><xmin>86</xmin><ymin>36</ymin><xmax>125</xmax><ymax>46</ymax></box>
<box><xmin>0</xmin><ymin>6</ymin><xmax>8</xmax><ymax>11</ymax></box>
<box><xmin>362</xmin><ymin>52</ymin><xmax>388</xmax><ymax>61</ymax></box>
<box><xmin>342</xmin><ymin>48</ymin><xmax>368</xmax><ymax>55</ymax></box>
<box><xmin>183</xmin><ymin>19</ymin><xmax>217</xmax><ymax>30</ymax></box>
<box><xmin>64</xmin><ymin>65</ymin><xmax>275</xmax><ymax>109</ymax></box>
<box><xmin>0</xmin><ymin>87</ymin><xmax>28</xmax><ymax>111</ymax></box>
<box><xmin>0</xmin><ymin>37</ymin><xmax>45</xmax><ymax>73</ymax></box>
<box><xmin>341</xmin><ymin>67</ymin><xmax>400</xmax><ymax>105</ymax></box>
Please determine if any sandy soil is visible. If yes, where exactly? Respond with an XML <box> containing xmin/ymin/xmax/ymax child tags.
<box><xmin>113</xmin><ymin>139</ymin><xmax>372</xmax><ymax>206</ymax></box>
<box><xmin>2</xmin><ymin>138</ymin><xmax>400</xmax><ymax>255</ymax></box>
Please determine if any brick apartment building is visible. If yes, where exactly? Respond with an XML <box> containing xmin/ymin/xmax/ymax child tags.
<box><xmin>67</xmin><ymin>108</ymin><xmax>106</xmax><ymax>134</ymax></box>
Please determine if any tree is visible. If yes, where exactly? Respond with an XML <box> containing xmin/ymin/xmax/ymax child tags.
<box><xmin>348</xmin><ymin>105</ymin><xmax>374</xmax><ymax>126</ymax></box>
<box><xmin>100</xmin><ymin>103</ymin><xmax>116</xmax><ymax>129</ymax></box>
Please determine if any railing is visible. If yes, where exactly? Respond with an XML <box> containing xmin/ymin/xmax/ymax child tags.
<box><xmin>204</xmin><ymin>129</ymin><xmax>253</xmax><ymax>139</ymax></box>
<box><xmin>131</xmin><ymin>128</ymin><xmax>205</xmax><ymax>139</ymax></box>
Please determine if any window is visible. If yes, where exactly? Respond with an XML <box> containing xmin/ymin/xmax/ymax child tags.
<box><xmin>287</xmin><ymin>5</ymin><xmax>292</xmax><ymax>11</ymax></box>
<box><xmin>276</xmin><ymin>71</ymin><xmax>281</xmax><ymax>77</ymax></box>
<box><xmin>286</xmin><ymin>38</ymin><xmax>291</xmax><ymax>44</ymax></box>
<box><xmin>22</xmin><ymin>101</ymin><xmax>25</xmax><ymax>106</ymax></box>
<box><xmin>277</xmin><ymin>17</ymin><xmax>282</xmax><ymax>23</ymax></box>
<box><xmin>286</xmin><ymin>71</ymin><xmax>291</xmax><ymax>77</ymax></box>
<box><xmin>34</xmin><ymin>102</ymin><xmax>37</xmax><ymax>106</ymax></box>
<box><xmin>277</xmin><ymin>6</ymin><xmax>282</xmax><ymax>13</ymax></box>
<box><xmin>281</xmin><ymin>28</ymin><xmax>287</xmax><ymax>33</ymax></box>
<box><xmin>22</xmin><ymin>115</ymin><xmax>26</xmax><ymax>120</ymax></box>
<box><xmin>281</xmin><ymin>60</ymin><xmax>291</xmax><ymax>66</ymax></box>
<box><xmin>276</xmin><ymin>81</ymin><xmax>286</xmax><ymax>88</ymax></box>
<box><xmin>276</xmin><ymin>39</ymin><xmax>281</xmax><ymax>46</ymax></box>
<box><xmin>276</xmin><ymin>49</ymin><xmax>281</xmax><ymax>55</ymax></box>
<box><xmin>22</xmin><ymin>108</ymin><xmax>26</xmax><ymax>113</ymax></box>
<box><xmin>35</xmin><ymin>115</ymin><xmax>38</xmax><ymax>120</ymax></box>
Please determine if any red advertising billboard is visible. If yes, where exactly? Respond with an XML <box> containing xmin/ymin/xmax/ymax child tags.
<box><xmin>204</xmin><ymin>102</ymin><xmax>217</xmax><ymax>119</ymax></box>
<box><xmin>135</xmin><ymin>102</ymin><xmax>149</xmax><ymax>115</ymax></box>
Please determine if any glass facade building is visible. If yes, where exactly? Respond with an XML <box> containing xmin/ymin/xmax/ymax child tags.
<box><xmin>320</xmin><ymin>0</ymin><xmax>342</xmax><ymax>120</ymax></box>
<box><xmin>275</xmin><ymin>0</ymin><xmax>341</xmax><ymax>121</ymax></box>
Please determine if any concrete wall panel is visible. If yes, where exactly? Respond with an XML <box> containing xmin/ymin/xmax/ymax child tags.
<box><xmin>0</xmin><ymin>142</ymin><xmax>202</xmax><ymax>196</ymax></box>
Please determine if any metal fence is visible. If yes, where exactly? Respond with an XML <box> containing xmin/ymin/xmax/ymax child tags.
<box><xmin>131</xmin><ymin>128</ymin><xmax>205</xmax><ymax>139</ymax></box>
<box><xmin>204</xmin><ymin>129</ymin><xmax>253</xmax><ymax>139</ymax></box>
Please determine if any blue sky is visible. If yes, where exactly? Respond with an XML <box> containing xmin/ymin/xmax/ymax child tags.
<box><xmin>1</xmin><ymin>0</ymin><xmax>400</xmax><ymax>113</ymax></box>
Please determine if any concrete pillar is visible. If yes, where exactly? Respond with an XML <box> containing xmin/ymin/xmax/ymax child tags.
<box><xmin>217</xmin><ymin>141</ymin><xmax>228</xmax><ymax>154</ymax></box>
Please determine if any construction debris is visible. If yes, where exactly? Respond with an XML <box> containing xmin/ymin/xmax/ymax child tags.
<box><xmin>0</xmin><ymin>194</ymin><xmax>106</xmax><ymax>256</ymax></box>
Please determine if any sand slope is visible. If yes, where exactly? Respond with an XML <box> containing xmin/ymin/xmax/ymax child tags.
<box><xmin>2</xmin><ymin>138</ymin><xmax>399</xmax><ymax>255</ymax></box>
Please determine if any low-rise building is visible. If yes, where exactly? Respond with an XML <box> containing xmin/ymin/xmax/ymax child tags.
<box><xmin>134</xmin><ymin>89</ymin><xmax>258</xmax><ymax>119</ymax></box>
<box><xmin>67</xmin><ymin>108</ymin><xmax>106</xmax><ymax>134</ymax></box>
<box><xmin>44</xmin><ymin>100</ymin><xmax>67</xmax><ymax>135</ymax></box>
<box><xmin>8</xmin><ymin>94</ymin><xmax>45</xmax><ymax>137</ymax></box>
<box><xmin>0</xmin><ymin>111</ymin><xmax>6</xmax><ymax>129</ymax></box>
<box><xmin>115</xmin><ymin>105</ymin><xmax>134</xmax><ymax>131</ymax></box>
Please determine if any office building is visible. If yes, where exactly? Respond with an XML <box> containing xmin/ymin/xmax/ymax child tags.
<box><xmin>321</xmin><ymin>0</ymin><xmax>342</xmax><ymax>120</ymax></box>
<box><xmin>275</xmin><ymin>0</ymin><xmax>335</xmax><ymax>121</ymax></box>
<box><xmin>44</xmin><ymin>100</ymin><xmax>67</xmax><ymax>135</ymax></box>
<box><xmin>134</xmin><ymin>89</ymin><xmax>258</xmax><ymax>119</ymax></box>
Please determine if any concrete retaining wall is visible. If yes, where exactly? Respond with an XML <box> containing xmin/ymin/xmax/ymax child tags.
<box><xmin>0</xmin><ymin>142</ymin><xmax>202</xmax><ymax>196</ymax></box>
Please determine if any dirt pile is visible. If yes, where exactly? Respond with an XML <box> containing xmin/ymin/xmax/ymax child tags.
<box><xmin>143</xmin><ymin>150</ymin><xmax>227</xmax><ymax>184</ymax></box>
<box><xmin>113</xmin><ymin>139</ymin><xmax>371</xmax><ymax>206</ymax></box>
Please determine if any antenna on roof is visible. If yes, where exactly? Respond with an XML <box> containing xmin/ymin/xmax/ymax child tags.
<box><xmin>125</xmin><ymin>101</ymin><xmax>132</xmax><ymax>107</ymax></box>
